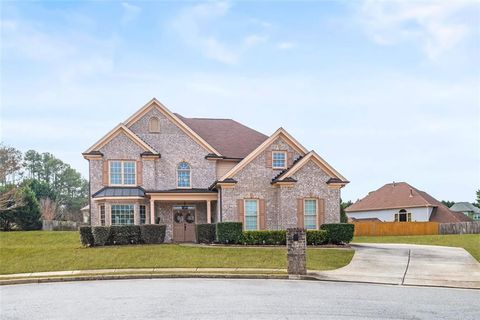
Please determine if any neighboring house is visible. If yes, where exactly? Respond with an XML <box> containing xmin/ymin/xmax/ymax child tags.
<box><xmin>82</xmin><ymin>98</ymin><xmax>349</xmax><ymax>242</ymax></box>
<box><xmin>450</xmin><ymin>202</ymin><xmax>480</xmax><ymax>221</ymax></box>
<box><xmin>345</xmin><ymin>182</ymin><xmax>472</xmax><ymax>223</ymax></box>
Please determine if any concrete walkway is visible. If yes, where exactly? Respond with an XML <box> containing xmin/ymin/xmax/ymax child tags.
<box><xmin>310</xmin><ymin>243</ymin><xmax>480</xmax><ymax>289</ymax></box>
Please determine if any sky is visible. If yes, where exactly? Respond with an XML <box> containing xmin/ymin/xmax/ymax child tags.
<box><xmin>1</xmin><ymin>0</ymin><xmax>479</xmax><ymax>203</ymax></box>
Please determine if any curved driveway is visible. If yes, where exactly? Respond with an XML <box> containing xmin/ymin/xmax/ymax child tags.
<box><xmin>310</xmin><ymin>243</ymin><xmax>480</xmax><ymax>289</ymax></box>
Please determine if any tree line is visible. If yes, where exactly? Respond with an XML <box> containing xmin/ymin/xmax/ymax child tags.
<box><xmin>0</xmin><ymin>144</ymin><xmax>88</xmax><ymax>231</ymax></box>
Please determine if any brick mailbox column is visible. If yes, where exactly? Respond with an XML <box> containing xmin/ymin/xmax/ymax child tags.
<box><xmin>287</xmin><ymin>228</ymin><xmax>307</xmax><ymax>278</ymax></box>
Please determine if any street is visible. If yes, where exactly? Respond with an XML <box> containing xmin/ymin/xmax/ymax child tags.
<box><xmin>1</xmin><ymin>279</ymin><xmax>479</xmax><ymax>319</ymax></box>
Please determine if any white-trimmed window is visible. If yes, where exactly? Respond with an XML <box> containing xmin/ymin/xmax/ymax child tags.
<box><xmin>111</xmin><ymin>204</ymin><xmax>134</xmax><ymax>225</ymax></box>
<box><xmin>109</xmin><ymin>161</ymin><xmax>136</xmax><ymax>185</ymax></box>
<box><xmin>244</xmin><ymin>199</ymin><xmax>258</xmax><ymax>231</ymax></box>
<box><xmin>272</xmin><ymin>151</ymin><xmax>287</xmax><ymax>169</ymax></box>
<box><xmin>149</xmin><ymin>117</ymin><xmax>160</xmax><ymax>133</ymax></box>
<box><xmin>395</xmin><ymin>209</ymin><xmax>411</xmax><ymax>222</ymax></box>
<box><xmin>100</xmin><ymin>205</ymin><xmax>105</xmax><ymax>226</ymax></box>
<box><xmin>177</xmin><ymin>162</ymin><xmax>191</xmax><ymax>188</ymax></box>
<box><xmin>304</xmin><ymin>199</ymin><xmax>317</xmax><ymax>230</ymax></box>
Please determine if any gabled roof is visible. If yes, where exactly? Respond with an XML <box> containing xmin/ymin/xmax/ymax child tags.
<box><xmin>345</xmin><ymin>182</ymin><xmax>473</xmax><ymax>223</ymax></box>
<box><xmin>175</xmin><ymin>114</ymin><xmax>268</xmax><ymax>159</ymax></box>
<box><xmin>84</xmin><ymin>124</ymin><xmax>157</xmax><ymax>154</ymax></box>
<box><xmin>123</xmin><ymin>98</ymin><xmax>221</xmax><ymax>156</ymax></box>
<box><xmin>219</xmin><ymin>128</ymin><xmax>309</xmax><ymax>180</ymax></box>
<box><xmin>450</xmin><ymin>202</ymin><xmax>480</xmax><ymax>213</ymax></box>
<box><xmin>273</xmin><ymin>151</ymin><xmax>348</xmax><ymax>184</ymax></box>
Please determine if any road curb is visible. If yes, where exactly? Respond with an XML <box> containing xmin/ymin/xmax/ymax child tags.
<box><xmin>0</xmin><ymin>273</ymin><xmax>290</xmax><ymax>286</ymax></box>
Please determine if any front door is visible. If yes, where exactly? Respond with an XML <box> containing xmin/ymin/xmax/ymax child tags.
<box><xmin>173</xmin><ymin>205</ymin><xmax>196</xmax><ymax>242</ymax></box>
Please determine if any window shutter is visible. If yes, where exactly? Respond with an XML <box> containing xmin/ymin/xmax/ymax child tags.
<box><xmin>287</xmin><ymin>151</ymin><xmax>294</xmax><ymax>167</ymax></box>
<box><xmin>237</xmin><ymin>199</ymin><xmax>244</xmax><ymax>226</ymax></box>
<box><xmin>102</xmin><ymin>160</ymin><xmax>109</xmax><ymax>186</ymax></box>
<box><xmin>317</xmin><ymin>198</ymin><xmax>325</xmax><ymax>229</ymax></box>
<box><xmin>265</xmin><ymin>151</ymin><xmax>272</xmax><ymax>168</ymax></box>
<box><xmin>136</xmin><ymin>160</ymin><xmax>143</xmax><ymax>186</ymax></box>
<box><xmin>394</xmin><ymin>213</ymin><xmax>399</xmax><ymax>222</ymax></box>
<box><xmin>259</xmin><ymin>199</ymin><xmax>266</xmax><ymax>230</ymax></box>
<box><xmin>407</xmin><ymin>212</ymin><xmax>412</xmax><ymax>222</ymax></box>
<box><xmin>297</xmin><ymin>198</ymin><xmax>304</xmax><ymax>228</ymax></box>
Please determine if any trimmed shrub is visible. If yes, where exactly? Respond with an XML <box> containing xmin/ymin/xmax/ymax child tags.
<box><xmin>216</xmin><ymin>222</ymin><xmax>243</xmax><ymax>244</ymax></box>
<box><xmin>79</xmin><ymin>226</ymin><xmax>94</xmax><ymax>247</ymax></box>
<box><xmin>196</xmin><ymin>223</ymin><xmax>216</xmax><ymax>244</ymax></box>
<box><xmin>140</xmin><ymin>224</ymin><xmax>166</xmax><ymax>244</ymax></box>
<box><xmin>110</xmin><ymin>225</ymin><xmax>141</xmax><ymax>245</ymax></box>
<box><xmin>306</xmin><ymin>230</ymin><xmax>328</xmax><ymax>245</ymax></box>
<box><xmin>92</xmin><ymin>226</ymin><xmax>111</xmax><ymax>246</ymax></box>
<box><xmin>242</xmin><ymin>230</ymin><xmax>286</xmax><ymax>245</ymax></box>
<box><xmin>320</xmin><ymin>223</ymin><xmax>355</xmax><ymax>244</ymax></box>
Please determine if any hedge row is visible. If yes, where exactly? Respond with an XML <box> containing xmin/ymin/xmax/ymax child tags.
<box><xmin>80</xmin><ymin>225</ymin><xmax>166</xmax><ymax>247</ymax></box>
<box><xmin>205</xmin><ymin>222</ymin><xmax>353</xmax><ymax>245</ymax></box>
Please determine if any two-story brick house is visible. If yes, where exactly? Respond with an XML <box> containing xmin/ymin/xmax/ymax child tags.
<box><xmin>83</xmin><ymin>98</ymin><xmax>349</xmax><ymax>242</ymax></box>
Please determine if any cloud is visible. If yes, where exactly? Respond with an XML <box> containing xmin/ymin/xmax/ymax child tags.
<box><xmin>171</xmin><ymin>1</ymin><xmax>267</xmax><ymax>64</ymax></box>
<box><xmin>277</xmin><ymin>42</ymin><xmax>295</xmax><ymax>50</ymax></box>
<box><xmin>121</xmin><ymin>2</ymin><xmax>141</xmax><ymax>23</ymax></box>
<box><xmin>1</xmin><ymin>17</ymin><xmax>117</xmax><ymax>83</ymax></box>
<box><xmin>356</xmin><ymin>0</ymin><xmax>476</xmax><ymax>60</ymax></box>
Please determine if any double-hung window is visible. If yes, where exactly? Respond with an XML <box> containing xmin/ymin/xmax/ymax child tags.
<box><xmin>100</xmin><ymin>205</ymin><xmax>105</xmax><ymax>226</ymax></box>
<box><xmin>244</xmin><ymin>199</ymin><xmax>258</xmax><ymax>231</ymax></box>
<box><xmin>177</xmin><ymin>162</ymin><xmax>191</xmax><ymax>188</ymax></box>
<box><xmin>140</xmin><ymin>205</ymin><xmax>146</xmax><ymax>225</ymax></box>
<box><xmin>272</xmin><ymin>151</ymin><xmax>287</xmax><ymax>169</ymax></box>
<box><xmin>304</xmin><ymin>199</ymin><xmax>317</xmax><ymax>230</ymax></box>
<box><xmin>109</xmin><ymin>161</ymin><xmax>136</xmax><ymax>185</ymax></box>
<box><xmin>111</xmin><ymin>204</ymin><xmax>134</xmax><ymax>225</ymax></box>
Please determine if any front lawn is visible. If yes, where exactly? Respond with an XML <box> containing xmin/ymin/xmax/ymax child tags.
<box><xmin>353</xmin><ymin>234</ymin><xmax>480</xmax><ymax>261</ymax></box>
<box><xmin>0</xmin><ymin>231</ymin><xmax>354</xmax><ymax>274</ymax></box>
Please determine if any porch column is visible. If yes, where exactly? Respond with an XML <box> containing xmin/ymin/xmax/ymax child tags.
<box><xmin>150</xmin><ymin>199</ymin><xmax>155</xmax><ymax>224</ymax></box>
<box><xmin>207</xmin><ymin>200</ymin><xmax>212</xmax><ymax>224</ymax></box>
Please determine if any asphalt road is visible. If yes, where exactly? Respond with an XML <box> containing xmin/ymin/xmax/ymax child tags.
<box><xmin>1</xmin><ymin>279</ymin><xmax>479</xmax><ymax>319</ymax></box>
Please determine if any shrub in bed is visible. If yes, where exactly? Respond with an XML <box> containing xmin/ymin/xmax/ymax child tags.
<box><xmin>320</xmin><ymin>223</ymin><xmax>354</xmax><ymax>244</ymax></box>
<box><xmin>196</xmin><ymin>223</ymin><xmax>216</xmax><ymax>244</ymax></box>
<box><xmin>242</xmin><ymin>230</ymin><xmax>286</xmax><ymax>245</ymax></box>
<box><xmin>140</xmin><ymin>224</ymin><xmax>166</xmax><ymax>244</ymax></box>
<box><xmin>110</xmin><ymin>225</ymin><xmax>141</xmax><ymax>245</ymax></box>
<box><xmin>216</xmin><ymin>222</ymin><xmax>243</xmax><ymax>244</ymax></box>
<box><xmin>92</xmin><ymin>226</ymin><xmax>111</xmax><ymax>246</ymax></box>
<box><xmin>79</xmin><ymin>226</ymin><xmax>94</xmax><ymax>247</ymax></box>
<box><xmin>306</xmin><ymin>230</ymin><xmax>328</xmax><ymax>245</ymax></box>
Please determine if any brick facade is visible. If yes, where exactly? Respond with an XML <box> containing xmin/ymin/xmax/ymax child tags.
<box><xmin>85</xmin><ymin>100</ymin><xmax>345</xmax><ymax>242</ymax></box>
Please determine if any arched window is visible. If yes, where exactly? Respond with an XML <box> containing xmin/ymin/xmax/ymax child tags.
<box><xmin>177</xmin><ymin>162</ymin><xmax>191</xmax><ymax>188</ymax></box>
<box><xmin>149</xmin><ymin>117</ymin><xmax>160</xmax><ymax>133</ymax></box>
<box><xmin>395</xmin><ymin>209</ymin><xmax>411</xmax><ymax>222</ymax></box>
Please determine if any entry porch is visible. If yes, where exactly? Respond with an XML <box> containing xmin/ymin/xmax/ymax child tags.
<box><xmin>147</xmin><ymin>190</ymin><xmax>218</xmax><ymax>243</ymax></box>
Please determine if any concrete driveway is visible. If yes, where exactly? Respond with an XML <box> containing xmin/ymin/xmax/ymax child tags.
<box><xmin>310</xmin><ymin>243</ymin><xmax>480</xmax><ymax>289</ymax></box>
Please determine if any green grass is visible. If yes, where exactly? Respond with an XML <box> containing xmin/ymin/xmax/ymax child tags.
<box><xmin>354</xmin><ymin>234</ymin><xmax>480</xmax><ymax>261</ymax></box>
<box><xmin>0</xmin><ymin>231</ymin><xmax>354</xmax><ymax>274</ymax></box>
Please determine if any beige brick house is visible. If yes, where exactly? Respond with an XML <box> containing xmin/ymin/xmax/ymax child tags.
<box><xmin>83</xmin><ymin>98</ymin><xmax>349</xmax><ymax>242</ymax></box>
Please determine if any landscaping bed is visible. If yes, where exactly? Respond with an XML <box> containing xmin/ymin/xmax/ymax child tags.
<box><xmin>0</xmin><ymin>231</ymin><xmax>354</xmax><ymax>274</ymax></box>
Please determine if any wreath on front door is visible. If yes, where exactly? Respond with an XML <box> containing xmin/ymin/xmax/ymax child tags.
<box><xmin>174</xmin><ymin>212</ymin><xmax>184</xmax><ymax>223</ymax></box>
<box><xmin>185</xmin><ymin>212</ymin><xmax>195</xmax><ymax>223</ymax></box>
